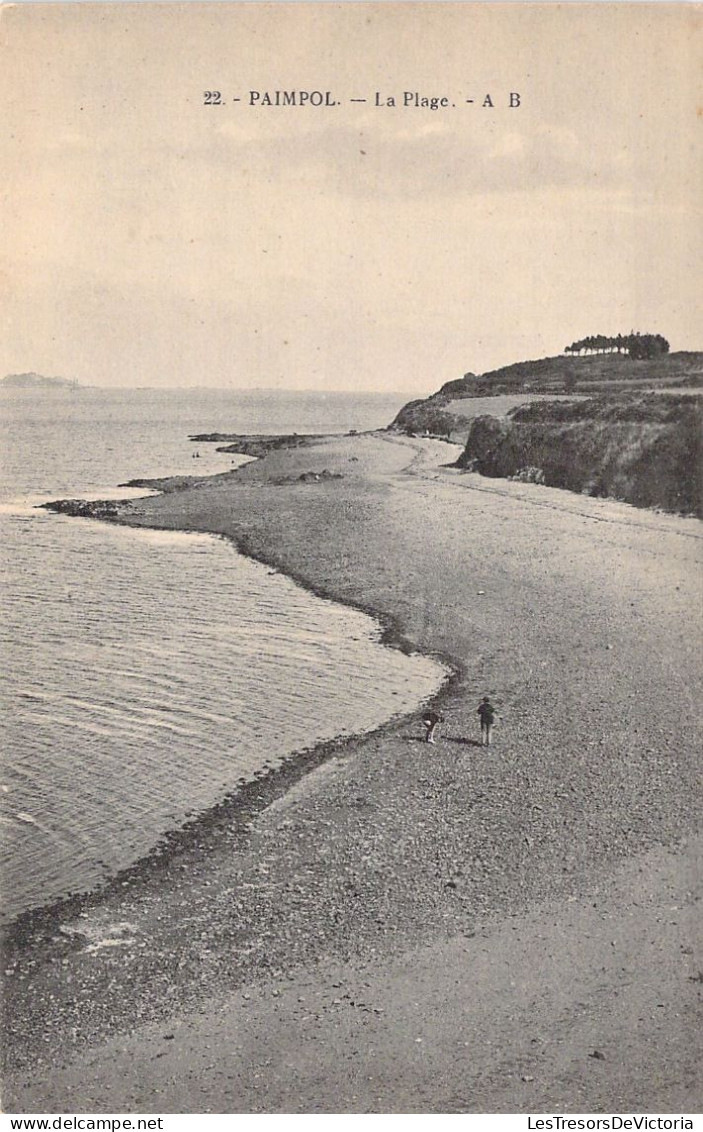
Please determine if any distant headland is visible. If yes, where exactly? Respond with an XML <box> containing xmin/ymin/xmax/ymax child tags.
<box><xmin>1</xmin><ymin>372</ymin><xmax>81</xmax><ymax>389</ymax></box>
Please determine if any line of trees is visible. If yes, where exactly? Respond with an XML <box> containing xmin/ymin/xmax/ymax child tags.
<box><xmin>564</xmin><ymin>333</ymin><xmax>670</xmax><ymax>359</ymax></box>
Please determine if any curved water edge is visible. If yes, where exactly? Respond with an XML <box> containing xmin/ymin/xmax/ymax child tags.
<box><xmin>2</xmin><ymin>507</ymin><xmax>453</xmax><ymax>944</ymax></box>
<box><xmin>1</xmin><ymin>389</ymin><xmax>428</xmax><ymax>937</ymax></box>
<box><xmin>3</xmin><ymin>666</ymin><xmax>460</xmax><ymax>954</ymax></box>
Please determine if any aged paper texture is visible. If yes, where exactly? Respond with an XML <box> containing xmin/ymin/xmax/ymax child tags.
<box><xmin>1</xmin><ymin>2</ymin><xmax>702</xmax><ymax>1117</ymax></box>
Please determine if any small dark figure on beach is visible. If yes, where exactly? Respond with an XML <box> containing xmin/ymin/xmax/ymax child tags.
<box><xmin>422</xmin><ymin>711</ymin><xmax>441</xmax><ymax>744</ymax></box>
<box><xmin>477</xmin><ymin>697</ymin><xmax>496</xmax><ymax>746</ymax></box>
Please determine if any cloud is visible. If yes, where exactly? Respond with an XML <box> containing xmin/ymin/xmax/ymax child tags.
<box><xmin>183</xmin><ymin>111</ymin><xmax>636</xmax><ymax>203</ymax></box>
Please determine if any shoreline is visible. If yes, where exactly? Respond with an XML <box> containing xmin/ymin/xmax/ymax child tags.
<box><xmin>4</xmin><ymin>430</ymin><xmax>702</xmax><ymax>1111</ymax></box>
<box><xmin>2</xmin><ymin>638</ymin><xmax>456</xmax><ymax>952</ymax></box>
<box><xmin>5</xmin><ymin>500</ymin><xmax>456</xmax><ymax>947</ymax></box>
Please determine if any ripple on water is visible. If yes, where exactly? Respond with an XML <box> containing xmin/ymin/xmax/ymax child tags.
<box><xmin>1</xmin><ymin>515</ymin><xmax>447</xmax><ymax>923</ymax></box>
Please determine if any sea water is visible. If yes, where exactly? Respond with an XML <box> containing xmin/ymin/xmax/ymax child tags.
<box><xmin>0</xmin><ymin>388</ymin><xmax>446</xmax><ymax>924</ymax></box>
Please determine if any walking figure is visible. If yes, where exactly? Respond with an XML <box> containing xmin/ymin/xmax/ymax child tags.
<box><xmin>477</xmin><ymin>697</ymin><xmax>495</xmax><ymax>746</ymax></box>
<box><xmin>422</xmin><ymin>711</ymin><xmax>440</xmax><ymax>744</ymax></box>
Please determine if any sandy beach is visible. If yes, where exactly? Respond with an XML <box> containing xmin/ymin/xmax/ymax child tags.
<box><xmin>3</xmin><ymin>432</ymin><xmax>702</xmax><ymax>1113</ymax></box>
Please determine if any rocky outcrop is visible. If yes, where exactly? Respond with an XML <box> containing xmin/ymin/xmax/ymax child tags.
<box><xmin>41</xmin><ymin>499</ymin><xmax>123</xmax><ymax>520</ymax></box>
<box><xmin>189</xmin><ymin>433</ymin><xmax>320</xmax><ymax>457</ymax></box>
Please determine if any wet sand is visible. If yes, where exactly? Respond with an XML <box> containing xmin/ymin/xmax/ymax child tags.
<box><xmin>3</xmin><ymin>432</ymin><xmax>702</xmax><ymax>1113</ymax></box>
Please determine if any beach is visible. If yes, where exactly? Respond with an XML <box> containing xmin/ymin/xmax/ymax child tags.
<box><xmin>3</xmin><ymin>431</ymin><xmax>702</xmax><ymax>1113</ymax></box>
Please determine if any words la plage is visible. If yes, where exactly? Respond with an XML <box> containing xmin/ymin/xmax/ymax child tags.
<box><xmin>204</xmin><ymin>89</ymin><xmax>522</xmax><ymax>109</ymax></box>
<box><xmin>249</xmin><ymin>90</ymin><xmax>521</xmax><ymax>109</ymax></box>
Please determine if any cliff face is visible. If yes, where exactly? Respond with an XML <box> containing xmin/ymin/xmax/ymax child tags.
<box><xmin>456</xmin><ymin>394</ymin><xmax>703</xmax><ymax>517</ymax></box>
<box><xmin>390</xmin><ymin>353</ymin><xmax>703</xmax><ymax>517</ymax></box>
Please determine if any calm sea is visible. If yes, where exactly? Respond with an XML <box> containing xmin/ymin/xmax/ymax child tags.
<box><xmin>0</xmin><ymin>387</ymin><xmax>446</xmax><ymax>925</ymax></box>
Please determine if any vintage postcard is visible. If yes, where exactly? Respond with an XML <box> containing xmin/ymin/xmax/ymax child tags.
<box><xmin>1</xmin><ymin>2</ymin><xmax>701</xmax><ymax>1118</ymax></box>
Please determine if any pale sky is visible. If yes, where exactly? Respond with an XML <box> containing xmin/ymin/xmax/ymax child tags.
<box><xmin>2</xmin><ymin>2</ymin><xmax>701</xmax><ymax>393</ymax></box>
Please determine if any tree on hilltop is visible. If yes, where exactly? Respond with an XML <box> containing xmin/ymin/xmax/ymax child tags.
<box><xmin>564</xmin><ymin>333</ymin><xmax>669</xmax><ymax>359</ymax></box>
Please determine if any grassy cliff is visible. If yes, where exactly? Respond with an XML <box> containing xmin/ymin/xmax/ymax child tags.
<box><xmin>390</xmin><ymin>352</ymin><xmax>703</xmax><ymax>517</ymax></box>
<box><xmin>435</xmin><ymin>351</ymin><xmax>703</xmax><ymax>398</ymax></box>
<box><xmin>390</xmin><ymin>351</ymin><xmax>703</xmax><ymax>439</ymax></box>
